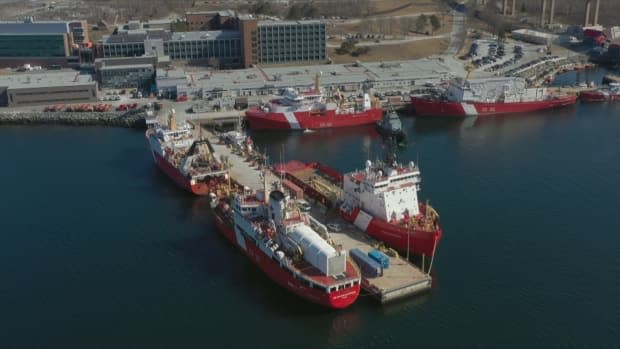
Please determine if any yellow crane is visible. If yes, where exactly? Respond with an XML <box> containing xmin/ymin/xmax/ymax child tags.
<box><xmin>465</xmin><ymin>62</ymin><xmax>475</xmax><ymax>80</ymax></box>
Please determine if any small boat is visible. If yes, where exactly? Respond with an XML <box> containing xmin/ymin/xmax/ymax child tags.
<box><xmin>376</xmin><ymin>109</ymin><xmax>406</xmax><ymax>143</ymax></box>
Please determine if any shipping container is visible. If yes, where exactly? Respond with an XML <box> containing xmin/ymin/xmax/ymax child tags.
<box><xmin>368</xmin><ymin>249</ymin><xmax>390</xmax><ymax>269</ymax></box>
<box><xmin>350</xmin><ymin>248</ymin><xmax>382</xmax><ymax>277</ymax></box>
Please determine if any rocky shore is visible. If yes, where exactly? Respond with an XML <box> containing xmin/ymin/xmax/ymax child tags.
<box><xmin>0</xmin><ymin>109</ymin><xmax>146</xmax><ymax>128</ymax></box>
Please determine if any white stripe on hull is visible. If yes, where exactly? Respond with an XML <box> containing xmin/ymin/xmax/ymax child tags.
<box><xmin>283</xmin><ymin>111</ymin><xmax>301</xmax><ymax>130</ymax></box>
<box><xmin>353</xmin><ymin>210</ymin><xmax>373</xmax><ymax>231</ymax></box>
<box><xmin>461</xmin><ymin>103</ymin><xmax>478</xmax><ymax>116</ymax></box>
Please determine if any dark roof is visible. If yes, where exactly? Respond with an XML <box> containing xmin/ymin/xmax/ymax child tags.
<box><xmin>0</xmin><ymin>21</ymin><xmax>69</xmax><ymax>34</ymax></box>
<box><xmin>104</xmin><ymin>30</ymin><xmax>172</xmax><ymax>44</ymax></box>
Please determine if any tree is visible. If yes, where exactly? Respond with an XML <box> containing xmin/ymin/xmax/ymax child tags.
<box><xmin>429</xmin><ymin>15</ymin><xmax>440</xmax><ymax>34</ymax></box>
<box><xmin>399</xmin><ymin>17</ymin><xmax>410</xmax><ymax>34</ymax></box>
<box><xmin>415</xmin><ymin>14</ymin><xmax>428</xmax><ymax>34</ymax></box>
<box><xmin>336</xmin><ymin>40</ymin><xmax>356</xmax><ymax>55</ymax></box>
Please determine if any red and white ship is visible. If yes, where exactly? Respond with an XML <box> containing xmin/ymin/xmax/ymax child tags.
<box><xmin>145</xmin><ymin>110</ymin><xmax>228</xmax><ymax>195</ymax></box>
<box><xmin>212</xmin><ymin>187</ymin><xmax>361</xmax><ymax>309</ymax></box>
<box><xmin>579</xmin><ymin>83</ymin><xmax>620</xmax><ymax>102</ymax></box>
<box><xmin>411</xmin><ymin>77</ymin><xmax>577</xmax><ymax>116</ymax></box>
<box><xmin>274</xmin><ymin>155</ymin><xmax>442</xmax><ymax>258</ymax></box>
<box><xmin>245</xmin><ymin>75</ymin><xmax>382</xmax><ymax>130</ymax></box>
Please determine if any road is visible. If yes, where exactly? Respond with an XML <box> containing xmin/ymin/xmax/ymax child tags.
<box><xmin>326</xmin><ymin>34</ymin><xmax>447</xmax><ymax>48</ymax></box>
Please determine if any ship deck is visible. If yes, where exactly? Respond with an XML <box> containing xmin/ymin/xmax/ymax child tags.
<box><xmin>199</xmin><ymin>125</ymin><xmax>431</xmax><ymax>303</ymax></box>
<box><xmin>308</xmin><ymin>206</ymin><xmax>431</xmax><ymax>303</ymax></box>
<box><xmin>196</xmin><ymin>126</ymin><xmax>271</xmax><ymax>191</ymax></box>
<box><xmin>287</xmin><ymin>167</ymin><xmax>343</xmax><ymax>204</ymax></box>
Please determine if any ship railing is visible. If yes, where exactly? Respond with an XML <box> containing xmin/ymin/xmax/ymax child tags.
<box><xmin>191</xmin><ymin>169</ymin><xmax>229</xmax><ymax>180</ymax></box>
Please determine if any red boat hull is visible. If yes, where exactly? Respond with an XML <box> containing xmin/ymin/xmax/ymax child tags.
<box><xmin>580</xmin><ymin>90</ymin><xmax>620</xmax><ymax>102</ymax></box>
<box><xmin>580</xmin><ymin>91</ymin><xmax>608</xmax><ymax>102</ymax></box>
<box><xmin>212</xmin><ymin>210</ymin><xmax>360</xmax><ymax>309</ymax></box>
<box><xmin>245</xmin><ymin>107</ymin><xmax>383</xmax><ymax>130</ymax></box>
<box><xmin>411</xmin><ymin>95</ymin><xmax>577</xmax><ymax>116</ymax></box>
<box><xmin>341</xmin><ymin>207</ymin><xmax>441</xmax><ymax>257</ymax></box>
<box><xmin>275</xmin><ymin>161</ymin><xmax>442</xmax><ymax>257</ymax></box>
<box><xmin>152</xmin><ymin>150</ymin><xmax>211</xmax><ymax>195</ymax></box>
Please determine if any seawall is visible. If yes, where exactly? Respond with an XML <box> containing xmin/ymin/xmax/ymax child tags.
<box><xmin>0</xmin><ymin>110</ymin><xmax>146</xmax><ymax>128</ymax></box>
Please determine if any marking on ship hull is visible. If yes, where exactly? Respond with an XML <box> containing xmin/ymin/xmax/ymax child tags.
<box><xmin>283</xmin><ymin>112</ymin><xmax>301</xmax><ymax>129</ymax></box>
<box><xmin>353</xmin><ymin>210</ymin><xmax>373</xmax><ymax>231</ymax></box>
<box><xmin>461</xmin><ymin>103</ymin><xmax>478</xmax><ymax>115</ymax></box>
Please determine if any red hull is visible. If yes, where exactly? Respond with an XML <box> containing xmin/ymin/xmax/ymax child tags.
<box><xmin>275</xmin><ymin>161</ymin><xmax>442</xmax><ymax>257</ymax></box>
<box><xmin>341</xmin><ymin>207</ymin><xmax>441</xmax><ymax>257</ymax></box>
<box><xmin>212</xmin><ymin>211</ymin><xmax>360</xmax><ymax>309</ymax></box>
<box><xmin>580</xmin><ymin>91</ymin><xmax>608</xmax><ymax>102</ymax></box>
<box><xmin>245</xmin><ymin>107</ymin><xmax>383</xmax><ymax>130</ymax></box>
<box><xmin>152</xmin><ymin>151</ymin><xmax>211</xmax><ymax>195</ymax></box>
<box><xmin>580</xmin><ymin>90</ymin><xmax>620</xmax><ymax>102</ymax></box>
<box><xmin>411</xmin><ymin>95</ymin><xmax>577</xmax><ymax>116</ymax></box>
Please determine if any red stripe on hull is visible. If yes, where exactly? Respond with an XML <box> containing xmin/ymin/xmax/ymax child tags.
<box><xmin>212</xmin><ymin>212</ymin><xmax>360</xmax><ymax>309</ymax></box>
<box><xmin>411</xmin><ymin>95</ymin><xmax>577</xmax><ymax>116</ymax></box>
<box><xmin>245</xmin><ymin>108</ymin><xmax>383</xmax><ymax>130</ymax></box>
<box><xmin>343</xmin><ymin>207</ymin><xmax>441</xmax><ymax>257</ymax></box>
<box><xmin>152</xmin><ymin>151</ymin><xmax>210</xmax><ymax>195</ymax></box>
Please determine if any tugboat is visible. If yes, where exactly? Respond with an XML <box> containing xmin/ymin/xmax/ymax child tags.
<box><xmin>376</xmin><ymin>108</ymin><xmax>406</xmax><ymax>144</ymax></box>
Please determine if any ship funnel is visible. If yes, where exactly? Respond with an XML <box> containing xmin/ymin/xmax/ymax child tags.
<box><xmin>268</xmin><ymin>190</ymin><xmax>286</xmax><ymax>226</ymax></box>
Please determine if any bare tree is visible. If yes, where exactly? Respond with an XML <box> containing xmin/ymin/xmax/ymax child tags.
<box><xmin>399</xmin><ymin>17</ymin><xmax>410</xmax><ymax>35</ymax></box>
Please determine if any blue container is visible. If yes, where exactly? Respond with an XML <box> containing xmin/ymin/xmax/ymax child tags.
<box><xmin>368</xmin><ymin>249</ymin><xmax>390</xmax><ymax>269</ymax></box>
<box><xmin>350</xmin><ymin>248</ymin><xmax>382</xmax><ymax>277</ymax></box>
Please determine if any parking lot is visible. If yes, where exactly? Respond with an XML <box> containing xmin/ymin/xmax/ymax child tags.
<box><xmin>458</xmin><ymin>36</ymin><xmax>555</xmax><ymax>78</ymax></box>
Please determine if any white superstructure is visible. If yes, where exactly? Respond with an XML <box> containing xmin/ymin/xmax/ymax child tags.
<box><xmin>343</xmin><ymin>158</ymin><xmax>422</xmax><ymax>222</ymax></box>
<box><xmin>445</xmin><ymin>77</ymin><xmax>549</xmax><ymax>103</ymax></box>
<box><xmin>233</xmin><ymin>189</ymin><xmax>346</xmax><ymax>277</ymax></box>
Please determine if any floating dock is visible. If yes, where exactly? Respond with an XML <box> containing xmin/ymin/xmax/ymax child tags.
<box><xmin>197</xmin><ymin>124</ymin><xmax>432</xmax><ymax>303</ymax></box>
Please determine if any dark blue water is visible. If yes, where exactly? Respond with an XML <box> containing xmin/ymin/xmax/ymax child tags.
<box><xmin>2</xmin><ymin>79</ymin><xmax>620</xmax><ymax>347</ymax></box>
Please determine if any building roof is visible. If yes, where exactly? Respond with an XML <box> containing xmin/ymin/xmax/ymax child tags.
<box><xmin>186</xmin><ymin>10</ymin><xmax>236</xmax><ymax>17</ymax></box>
<box><xmin>0</xmin><ymin>71</ymin><xmax>95</xmax><ymax>89</ymax></box>
<box><xmin>100</xmin><ymin>64</ymin><xmax>153</xmax><ymax>71</ymax></box>
<box><xmin>258</xmin><ymin>20</ymin><xmax>323</xmax><ymax>27</ymax></box>
<box><xmin>161</xmin><ymin>58</ymin><xmax>450</xmax><ymax>92</ymax></box>
<box><xmin>170</xmin><ymin>30</ymin><xmax>240</xmax><ymax>41</ymax></box>
<box><xmin>103</xmin><ymin>30</ymin><xmax>172</xmax><ymax>44</ymax></box>
<box><xmin>0</xmin><ymin>21</ymin><xmax>70</xmax><ymax>34</ymax></box>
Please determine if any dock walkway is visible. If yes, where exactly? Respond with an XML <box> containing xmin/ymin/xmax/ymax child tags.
<box><xmin>310</xmin><ymin>206</ymin><xmax>431</xmax><ymax>303</ymax></box>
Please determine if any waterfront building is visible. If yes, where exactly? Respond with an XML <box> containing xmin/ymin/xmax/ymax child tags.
<box><xmin>255</xmin><ymin>20</ymin><xmax>326</xmax><ymax>65</ymax></box>
<box><xmin>186</xmin><ymin>10</ymin><xmax>237</xmax><ymax>31</ymax></box>
<box><xmin>0</xmin><ymin>18</ymin><xmax>89</xmax><ymax>68</ymax></box>
<box><xmin>0</xmin><ymin>71</ymin><xmax>97</xmax><ymax>107</ymax></box>
<box><xmin>100</xmin><ymin>13</ymin><xmax>325</xmax><ymax>68</ymax></box>
<box><xmin>99</xmin><ymin>64</ymin><xmax>154</xmax><ymax>89</ymax></box>
<box><xmin>101</xmin><ymin>30</ymin><xmax>241</xmax><ymax>67</ymax></box>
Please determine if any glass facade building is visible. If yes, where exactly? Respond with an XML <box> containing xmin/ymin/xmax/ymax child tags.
<box><xmin>0</xmin><ymin>34</ymin><xmax>67</xmax><ymax>57</ymax></box>
<box><xmin>163</xmin><ymin>34</ymin><xmax>241</xmax><ymax>65</ymax></box>
<box><xmin>257</xmin><ymin>21</ymin><xmax>326</xmax><ymax>64</ymax></box>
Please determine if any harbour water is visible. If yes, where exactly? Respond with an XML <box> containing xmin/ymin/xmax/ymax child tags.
<box><xmin>2</xmin><ymin>74</ymin><xmax>620</xmax><ymax>347</ymax></box>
